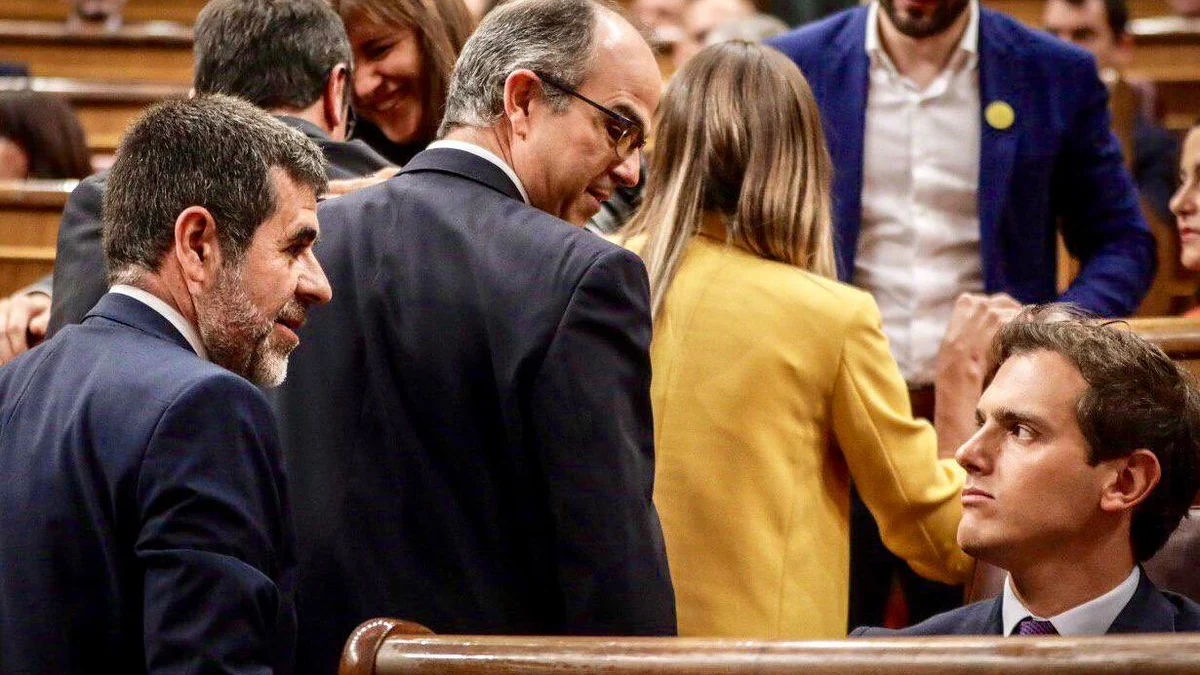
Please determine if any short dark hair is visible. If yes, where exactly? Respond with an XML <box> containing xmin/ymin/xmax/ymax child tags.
<box><xmin>1053</xmin><ymin>0</ymin><xmax>1129</xmax><ymax>37</ymax></box>
<box><xmin>103</xmin><ymin>95</ymin><xmax>328</xmax><ymax>281</ymax></box>
<box><xmin>0</xmin><ymin>91</ymin><xmax>92</xmax><ymax>179</ymax></box>
<box><xmin>987</xmin><ymin>304</ymin><xmax>1200</xmax><ymax>561</ymax></box>
<box><xmin>193</xmin><ymin>0</ymin><xmax>353</xmax><ymax>110</ymax></box>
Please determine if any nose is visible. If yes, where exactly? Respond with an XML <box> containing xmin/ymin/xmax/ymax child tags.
<box><xmin>1172</xmin><ymin>181</ymin><xmax>1196</xmax><ymax>222</ymax></box>
<box><xmin>297</xmin><ymin>253</ymin><xmax>333</xmax><ymax>307</ymax></box>
<box><xmin>353</xmin><ymin>63</ymin><xmax>380</xmax><ymax>101</ymax></box>
<box><xmin>954</xmin><ymin>424</ymin><xmax>994</xmax><ymax>476</ymax></box>
<box><xmin>611</xmin><ymin>149</ymin><xmax>641</xmax><ymax>189</ymax></box>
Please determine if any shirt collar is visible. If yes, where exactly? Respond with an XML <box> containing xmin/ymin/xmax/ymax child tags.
<box><xmin>109</xmin><ymin>284</ymin><xmax>208</xmax><ymax>360</ymax></box>
<box><xmin>865</xmin><ymin>0</ymin><xmax>980</xmax><ymax>72</ymax></box>
<box><xmin>425</xmin><ymin>139</ymin><xmax>530</xmax><ymax>205</ymax></box>
<box><xmin>1002</xmin><ymin>567</ymin><xmax>1141</xmax><ymax>636</ymax></box>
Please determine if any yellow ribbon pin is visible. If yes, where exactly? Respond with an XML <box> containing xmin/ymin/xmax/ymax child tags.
<box><xmin>985</xmin><ymin>101</ymin><xmax>1015</xmax><ymax>131</ymax></box>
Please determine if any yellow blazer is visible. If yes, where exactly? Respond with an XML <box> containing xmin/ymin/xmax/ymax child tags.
<box><xmin>633</xmin><ymin>234</ymin><xmax>971</xmax><ymax>639</ymax></box>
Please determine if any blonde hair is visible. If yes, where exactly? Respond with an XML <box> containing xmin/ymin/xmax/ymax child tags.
<box><xmin>622</xmin><ymin>41</ymin><xmax>836</xmax><ymax>319</ymax></box>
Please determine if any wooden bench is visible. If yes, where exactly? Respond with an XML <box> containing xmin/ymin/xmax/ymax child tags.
<box><xmin>338</xmin><ymin>619</ymin><xmax>1200</xmax><ymax>675</ymax></box>
<box><xmin>1128</xmin><ymin>17</ymin><xmax>1200</xmax><ymax>133</ymax></box>
<box><xmin>0</xmin><ymin>76</ymin><xmax>189</xmax><ymax>155</ymax></box>
<box><xmin>0</xmin><ymin>180</ymin><xmax>71</xmax><ymax>296</ymax></box>
<box><xmin>0</xmin><ymin>20</ymin><xmax>193</xmax><ymax>85</ymax></box>
<box><xmin>0</xmin><ymin>0</ymin><xmax>209</xmax><ymax>25</ymax></box>
<box><xmin>983</xmin><ymin>0</ymin><xmax>1171</xmax><ymax>27</ymax></box>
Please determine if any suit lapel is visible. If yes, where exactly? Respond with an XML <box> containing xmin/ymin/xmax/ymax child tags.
<box><xmin>400</xmin><ymin>147</ymin><xmax>525</xmax><ymax>203</ymax></box>
<box><xmin>826</xmin><ymin>10</ymin><xmax>870</xmax><ymax>281</ymax></box>
<box><xmin>84</xmin><ymin>293</ymin><xmax>196</xmax><ymax>354</ymax></box>
<box><xmin>976</xmin><ymin>10</ymin><xmax>1023</xmax><ymax>287</ymax></box>
<box><xmin>1108</xmin><ymin>571</ymin><xmax>1176</xmax><ymax>634</ymax></box>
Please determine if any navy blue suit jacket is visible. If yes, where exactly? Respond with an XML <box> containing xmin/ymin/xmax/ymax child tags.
<box><xmin>852</xmin><ymin>572</ymin><xmax>1200</xmax><ymax>635</ymax></box>
<box><xmin>274</xmin><ymin>147</ymin><xmax>677</xmax><ymax>675</ymax></box>
<box><xmin>768</xmin><ymin>7</ymin><xmax>1156</xmax><ymax>317</ymax></box>
<box><xmin>0</xmin><ymin>293</ymin><xmax>298</xmax><ymax>674</ymax></box>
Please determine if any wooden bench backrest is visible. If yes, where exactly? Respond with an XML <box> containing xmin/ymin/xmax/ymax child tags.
<box><xmin>0</xmin><ymin>180</ymin><xmax>70</xmax><ymax>295</ymax></box>
<box><xmin>0</xmin><ymin>20</ymin><xmax>193</xmax><ymax>85</ymax></box>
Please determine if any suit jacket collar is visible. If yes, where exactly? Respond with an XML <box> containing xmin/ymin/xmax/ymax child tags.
<box><xmin>400</xmin><ymin>147</ymin><xmax>526</xmax><ymax>204</ymax></box>
<box><xmin>1108</xmin><ymin>567</ymin><xmax>1178</xmax><ymax>633</ymax></box>
<box><xmin>84</xmin><ymin>292</ymin><xmax>196</xmax><ymax>355</ymax></box>
<box><xmin>275</xmin><ymin>115</ymin><xmax>332</xmax><ymax>143</ymax></box>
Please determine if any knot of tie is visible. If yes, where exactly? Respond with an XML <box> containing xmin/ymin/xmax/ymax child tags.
<box><xmin>1015</xmin><ymin>617</ymin><xmax>1058</xmax><ymax>636</ymax></box>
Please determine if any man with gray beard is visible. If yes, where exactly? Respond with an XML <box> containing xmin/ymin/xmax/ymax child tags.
<box><xmin>0</xmin><ymin>94</ymin><xmax>332</xmax><ymax>674</ymax></box>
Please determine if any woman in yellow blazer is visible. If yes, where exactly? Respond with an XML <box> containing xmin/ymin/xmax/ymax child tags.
<box><xmin>621</xmin><ymin>42</ymin><xmax>975</xmax><ymax>639</ymax></box>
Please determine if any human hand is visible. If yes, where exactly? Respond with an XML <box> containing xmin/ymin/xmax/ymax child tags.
<box><xmin>0</xmin><ymin>291</ymin><xmax>50</xmax><ymax>365</ymax></box>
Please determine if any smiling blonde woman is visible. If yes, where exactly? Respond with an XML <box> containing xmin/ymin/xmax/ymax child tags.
<box><xmin>622</xmin><ymin>40</ymin><xmax>973</xmax><ymax>638</ymax></box>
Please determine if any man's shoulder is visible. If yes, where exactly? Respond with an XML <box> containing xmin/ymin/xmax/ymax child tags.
<box><xmin>1159</xmin><ymin>590</ymin><xmax>1200</xmax><ymax>632</ymax></box>
<box><xmin>767</xmin><ymin>6</ymin><xmax>865</xmax><ymax>61</ymax></box>
<box><xmin>852</xmin><ymin>599</ymin><xmax>1000</xmax><ymax>637</ymax></box>
<box><xmin>979</xmin><ymin>8</ymin><xmax>1096</xmax><ymax>71</ymax></box>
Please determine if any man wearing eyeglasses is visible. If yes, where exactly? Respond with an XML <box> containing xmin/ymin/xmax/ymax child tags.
<box><xmin>273</xmin><ymin>0</ymin><xmax>674</xmax><ymax>673</ymax></box>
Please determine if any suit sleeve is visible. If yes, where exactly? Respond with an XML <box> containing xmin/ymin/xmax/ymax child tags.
<box><xmin>528</xmin><ymin>247</ymin><xmax>677</xmax><ymax>636</ymax></box>
<box><xmin>48</xmin><ymin>174</ymin><xmax>109</xmax><ymax>336</ymax></box>
<box><xmin>831</xmin><ymin>293</ymin><xmax>974</xmax><ymax>585</ymax></box>
<box><xmin>135</xmin><ymin>375</ymin><xmax>297</xmax><ymax>675</ymax></box>
<box><xmin>1056</xmin><ymin>61</ymin><xmax>1156</xmax><ymax>317</ymax></box>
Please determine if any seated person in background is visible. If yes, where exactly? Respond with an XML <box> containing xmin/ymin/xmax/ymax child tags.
<box><xmin>1169</xmin><ymin>0</ymin><xmax>1200</xmax><ymax>17</ymax></box>
<box><xmin>620</xmin><ymin>41</ymin><xmax>1011</xmax><ymax>639</ymax></box>
<box><xmin>672</xmin><ymin>0</ymin><xmax>755</xmax><ymax>69</ymax></box>
<box><xmin>66</xmin><ymin>0</ymin><xmax>128</xmax><ymax>31</ymax></box>
<box><xmin>855</xmin><ymin>304</ymin><xmax>1200</xmax><ymax>636</ymax></box>
<box><xmin>0</xmin><ymin>0</ymin><xmax>393</xmax><ymax>367</ymax></box>
<box><xmin>1042</xmin><ymin>0</ymin><xmax>1179</xmax><ymax>224</ymax></box>
<box><xmin>1174</xmin><ymin>121</ymin><xmax>1200</xmax><ymax>279</ymax></box>
<box><xmin>703</xmin><ymin>13</ymin><xmax>790</xmax><ymax>44</ymax></box>
<box><xmin>0</xmin><ymin>94</ymin><xmax>331</xmax><ymax>674</ymax></box>
<box><xmin>0</xmin><ymin>90</ymin><xmax>92</xmax><ymax>181</ymax></box>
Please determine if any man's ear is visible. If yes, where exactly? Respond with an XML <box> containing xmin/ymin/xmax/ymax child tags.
<box><xmin>1099</xmin><ymin>449</ymin><xmax>1162</xmax><ymax>513</ymax></box>
<box><xmin>324</xmin><ymin>63</ymin><xmax>351</xmax><ymax>141</ymax></box>
<box><xmin>173</xmin><ymin>206</ymin><xmax>223</xmax><ymax>295</ymax></box>
<box><xmin>503</xmin><ymin>69</ymin><xmax>544</xmax><ymax>142</ymax></box>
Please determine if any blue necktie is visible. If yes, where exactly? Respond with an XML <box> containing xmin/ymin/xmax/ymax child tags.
<box><xmin>1015</xmin><ymin>617</ymin><xmax>1058</xmax><ymax>636</ymax></box>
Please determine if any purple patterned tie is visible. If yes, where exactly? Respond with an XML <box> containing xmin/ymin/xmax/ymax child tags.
<box><xmin>1015</xmin><ymin>617</ymin><xmax>1059</xmax><ymax>636</ymax></box>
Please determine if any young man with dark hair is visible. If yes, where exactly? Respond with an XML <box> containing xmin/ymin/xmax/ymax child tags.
<box><xmin>0</xmin><ymin>94</ymin><xmax>332</xmax><ymax>674</ymax></box>
<box><xmin>855</xmin><ymin>304</ymin><xmax>1200</xmax><ymax>636</ymax></box>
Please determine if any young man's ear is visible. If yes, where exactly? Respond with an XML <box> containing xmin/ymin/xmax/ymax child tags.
<box><xmin>1099</xmin><ymin>449</ymin><xmax>1161</xmax><ymax>513</ymax></box>
<box><xmin>173</xmin><ymin>206</ymin><xmax>223</xmax><ymax>295</ymax></box>
<box><xmin>503</xmin><ymin>69</ymin><xmax>544</xmax><ymax>142</ymax></box>
<box><xmin>324</xmin><ymin>63</ymin><xmax>352</xmax><ymax>141</ymax></box>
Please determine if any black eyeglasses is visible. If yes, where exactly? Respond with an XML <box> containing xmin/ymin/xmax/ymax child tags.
<box><xmin>536</xmin><ymin>73</ymin><xmax>646</xmax><ymax>161</ymax></box>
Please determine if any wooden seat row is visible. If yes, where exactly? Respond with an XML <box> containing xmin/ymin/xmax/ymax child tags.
<box><xmin>0</xmin><ymin>0</ymin><xmax>209</xmax><ymax>25</ymax></box>
<box><xmin>339</xmin><ymin>619</ymin><xmax>1200</xmax><ymax>675</ymax></box>
<box><xmin>0</xmin><ymin>180</ymin><xmax>69</xmax><ymax>296</ymax></box>
<box><xmin>0</xmin><ymin>19</ymin><xmax>193</xmax><ymax>85</ymax></box>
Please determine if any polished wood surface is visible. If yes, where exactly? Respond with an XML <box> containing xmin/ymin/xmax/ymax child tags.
<box><xmin>341</xmin><ymin>626</ymin><xmax>1200</xmax><ymax>675</ymax></box>
<box><xmin>0</xmin><ymin>180</ymin><xmax>71</xmax><ymax>296</ymax></box>
<box><xmin>983</xmin><ymin>0</ymin><xmax>1171</xmax><ymax>27</ymax></box>
<box><xmin>0</xmin><ymin>0</ymin><xmax>209</xmax><ymax>25</ymax></box>
<box><xmin>0</xmin><ymin>76</ymin><xmax>189</xmax><ymax>154</ymax></box>
<box><xmin>0</xmin><ymin>20</ymin><xmax>193</xmax><ymax>85</ymax></box>
<box><xmin>1128</xmin><ymin>18</ymin><xmax>1200</xmax><ymax>132</ymax></box>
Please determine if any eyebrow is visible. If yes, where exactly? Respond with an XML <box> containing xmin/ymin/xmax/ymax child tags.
<box><xmin>980</xmin><ymin>406</ymin><xmax>1051</xmax><ymax>431</ymax></box>
<box><xmin>611</xmin><ymin>102</ymin><xmax>648</xmax><ymax>131</ymax></box>
<box><xmin>285</xmin><ymin>225</ymin><xmax>319</xmax><ymax>248</ymax></box>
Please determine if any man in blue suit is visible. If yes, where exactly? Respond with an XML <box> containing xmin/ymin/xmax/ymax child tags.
<box><xmin>0</xmin><ymin>95</ymin><xmax>333</xmax><ymax>673</ymax></box>
<box><xmin>855</xmin><ymin>305</ymin><xmax>1200</xmax><ymax>636</ymax></box>
<box><xmin>769</xmin><ymin>0</ymin><xmax>1156</xmax><ymax>627</ymax></box>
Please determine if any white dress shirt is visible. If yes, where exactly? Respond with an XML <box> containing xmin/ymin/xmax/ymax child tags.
<box><xmin>426</xmin><ymin>139</ymin><xmax>530</xmax><ymax>205</ymax></box>
<box><xmin>110</xmin><ymin>284</ymin><xmax>208</xmax><ymax>360</ymax></box>
<box><xmin>1001</xmin><ymin>567</ymin><xmax>1141</xmax><ymax>636</ymax></box>
<box><xmin>854</xmin><ymin>0</ymin><xmax>983</xmax><ymax>385</ymax></box>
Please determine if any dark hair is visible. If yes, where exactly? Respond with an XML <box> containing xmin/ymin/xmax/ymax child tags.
<box><xmin>0</xmin><ymin>91</ymin><xmax>92</xmax><ymax>179</ymax></box>
<box><xmin>1053</xmin><ymin>0</ymin><xmax>1129</xmax><ymax>37</ymax></box>
<box><xmin>334</xmin><ymin>0</ymin><xmax>475</xmax><ymax>145</ymax></box>
<box><xmin>987</xmin><ymin>304</ymin><xmax>1200</xmax><ymax>561</ymax></box>
<box><xmin>194</xmin><ymin>0</ymin><xmax>353</xmax><ymax>111</ymax></box>
<box><xmin>103</xmin><ymin>95</ymin><xmax>328</xmax><ymax>282</ymax></box>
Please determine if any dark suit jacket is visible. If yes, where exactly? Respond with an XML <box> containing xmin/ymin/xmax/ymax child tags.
<box><xmin>45</xmin><ymin>118</ymin><xmax>394</xmax><ymax>335</ymax></box>
<box><xmin>852</xmin><ymin>571</ymin><xmax>1200</xmax><ymax>636</ymax></box>
<box><xmin>0</xmin><ymin>293</ymin><xmax>298</xmax><ymax>674</ymax></box>
<box><xmin>768</xmin><ymin>7</ymin><xmax>1156</xmax><ymax>317</ymax></box>
<box><xmin>274</xmin><ymin>147</ymin><xmax>677</xmax><ymax>675</ymax></box>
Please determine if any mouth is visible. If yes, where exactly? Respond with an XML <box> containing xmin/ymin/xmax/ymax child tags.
<box><xmin>961</xmin><ymin>486</ymin><xmax>994</xmax><ymax>505</ymax></box>
<box><xmin>586</xmin><ymin>188</ymin><xmax>613</xmax><ymax>204</ymax></box>
<box><xmin>1180</xmin><ymin>226</ymin><xmax>1200</xmax><ymax>241</ymax></box>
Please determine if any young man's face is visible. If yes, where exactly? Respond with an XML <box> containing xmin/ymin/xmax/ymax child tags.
<box><xmin>1042</xmin><ymin>0</ymin><xmax>1127</xmax><ymax>71</ymax></box>
<box><xmin>954</xmin><ymin>350</ymin><xmax>1112</xmax><ymax>570</ymax></box>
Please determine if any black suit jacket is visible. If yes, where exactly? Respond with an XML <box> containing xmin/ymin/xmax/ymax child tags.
<box><xmin>0</xmin><ymin>293</ymin><xmax>297</xmax><ymax>674</ymax></box>
<box><xmin>45</xmin><ymin>118</ymin><xmax>393</xmax><ymax>335</ymax></box>
<box><xmin>274</xmin><ymin>147</ymin><xmax>677</xmax><ymax>675</ymax></box>
<box><xmin>852</xmin><ymin>571</ymin><xmax>1200</xmax><ymax>636</ymax></box>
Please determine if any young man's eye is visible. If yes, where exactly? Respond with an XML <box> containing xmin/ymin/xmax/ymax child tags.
<box><xmin>1012</xmin><ymin>424</ymin><xmax>1035</xmax><ymax>441</ymax></box>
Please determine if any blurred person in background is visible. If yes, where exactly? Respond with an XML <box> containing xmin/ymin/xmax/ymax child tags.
<box><xmin>0</xmin><ymin>90</ymin><xmax>92</xmax><ymax>181</ymax></box>
<box><xmin>333</xmin><ymin>0</ymin><xmax>475</xmax><ymax>165</ymax></box>
<box><xmin>67</xmin><ymin>0</ymin><xmax>128</xmax><ymax>31</ymax></box>
<box><xmin>620</xmin><ymin>40</ymin><xmax>1009</xmax><ymax>638</ymax></box>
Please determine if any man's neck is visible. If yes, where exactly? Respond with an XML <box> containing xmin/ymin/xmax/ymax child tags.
<box><xmin>126</xmin><ymin>269</ymin><xmax>199</xmax><ymax>329</ymax></box>
<box><xmin>442</xmin><ymin>126</ymin><xmax>515</xmax><ymax>168</ymax></box>
<box><xmin>877</xmin><ymin>5</ymin><xmax>971</xmax><ymax>88</ymax></box>
<box><xmin>1004</xmin><ymin>535</ymin><xmax>1137</xmax><ymax>618</ymax></box>
<box><xmin>269</xmin><ymin>105</ymin><xmax>341</xmax><ymax>142</ymax></box>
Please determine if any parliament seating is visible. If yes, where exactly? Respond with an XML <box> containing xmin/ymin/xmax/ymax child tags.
<box><xmin>0</xmin><ymin>20</ymin><xmax>193</xmax><ymax>85</ymax></box>
<box><xmin>338</xmin><ymin>618</ymin><xmax>1200</xmax><ymax>675</ymax></box>
<box><xmin>983</xmin><ymin>0</ymin><xmax>1171</xmax><ymax>27</ymax></box>
<box><xmin>0</xmin><ymin>181</ymin><xmax>71</xmax><ymax>296</ymax></box>
<box><xmin>1127</xmin><ymin>17</ymin><xmax>1200</xmax><ymax>133</ymax></box>
<box><xmin>0</xmin><ymin>76</ymin><xmax>189</xmax><ymax>156</ymax></box>
<box><xmin>0</xmin><ymin>0</ymin><xmax>208</xmax><ymax>25</ymax></box>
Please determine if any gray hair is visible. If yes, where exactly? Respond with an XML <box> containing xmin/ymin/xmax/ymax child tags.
<box><xmin>438</xmin><ymin>0</ymin><xmax>602</xmax><ymax>134</ymax></box>
<box><xmin>194</xmin><ymin>0</ymin><xmax>352</xmax><ymax>111</ymax></box>
<box><xmin>104</xmin><ymin>95</ymin><xmax>329</xmax><ymax>284</ymax></box>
